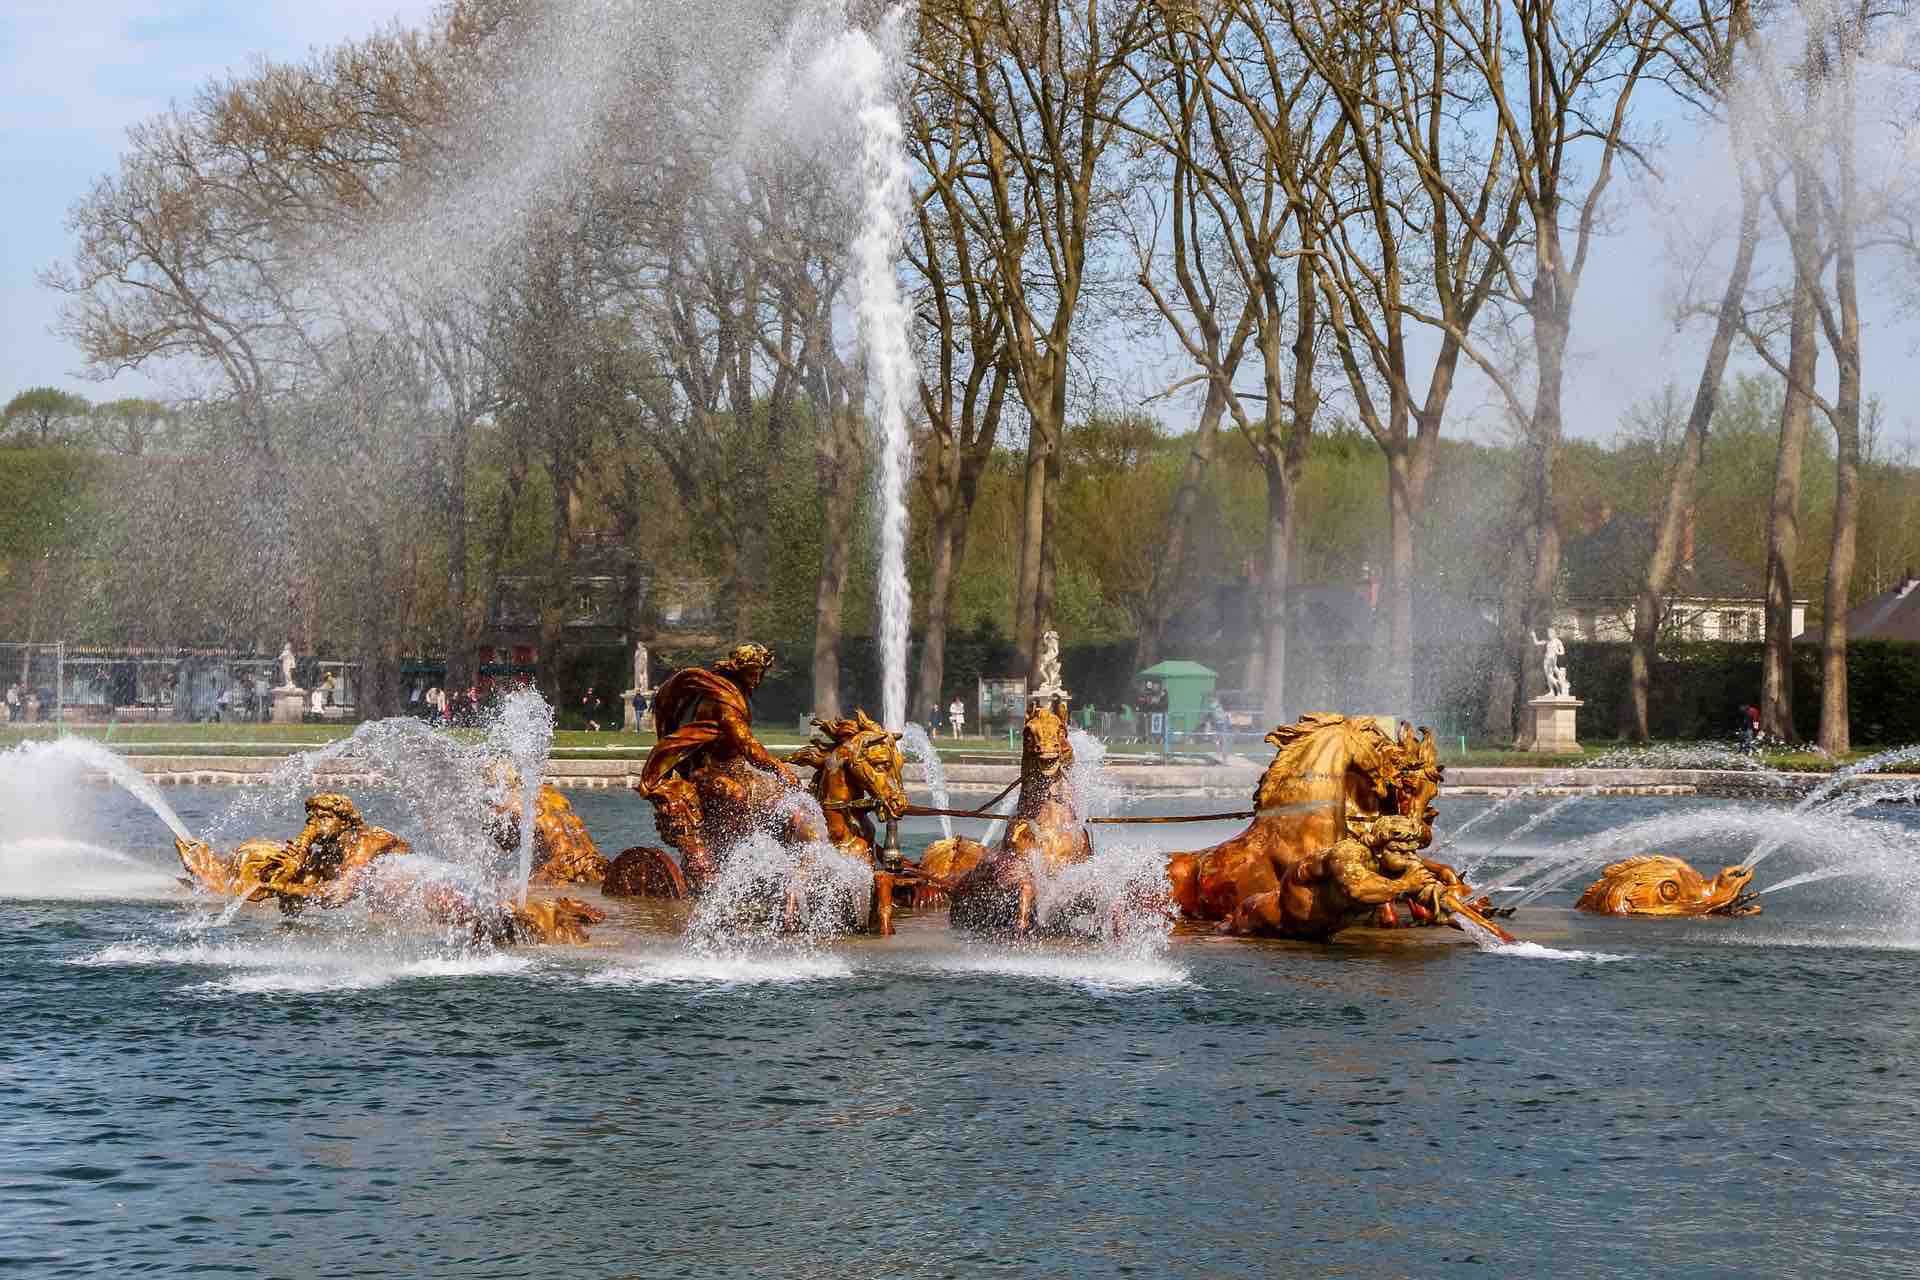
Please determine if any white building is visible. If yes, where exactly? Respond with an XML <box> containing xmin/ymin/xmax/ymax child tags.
<box><xmin>1555</xmin><ymin>510</ymin><xmax>1804</xmax><ymax>642</ymax></box>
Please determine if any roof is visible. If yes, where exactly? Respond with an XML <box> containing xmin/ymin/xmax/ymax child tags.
<box><xmin>1137</xmin><ymin>660</ymin><xmax>1218</xmax><ymax>679</ymax></box>
<box><xmin>1796</xmin><ymin>573</ymin><xmax>1920</xmax><ymax>643</ymax></box>
<box><xmin>1562</xmin><ymin>515</ymin><xmax>1762</xmax><ymax>601</ymax></box>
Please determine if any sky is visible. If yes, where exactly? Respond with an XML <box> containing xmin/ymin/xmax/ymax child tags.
<box><xmin>0</xmin><ymin>0</ymin><xmax>441</xmax><ymax>404</ymax></box>
<box><xmin>1</xmin><ymin>0</ymin><xmax>1916</xmax><ymax>452</ymax></box>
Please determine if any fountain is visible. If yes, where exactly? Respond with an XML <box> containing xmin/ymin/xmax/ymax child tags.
<box><xmin>899</xmin><ymin>723</ymin><xmax>953</xmax><ymax>841</ymax></box>
<box><xmin>0</xmin><ymin>737</ymin><xmax>195</xmax><ymax>845</ymax></box>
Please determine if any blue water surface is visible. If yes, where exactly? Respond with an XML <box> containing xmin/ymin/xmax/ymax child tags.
<box><xmin>3</xmin><ymin>787</ymin><xmax>1919</xmax><ymax>1278</ymax></box>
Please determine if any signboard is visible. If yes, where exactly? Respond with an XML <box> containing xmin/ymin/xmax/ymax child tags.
<box><xmin>977</xmin><ymin>676</ymin><xmax>1028</xmax><ymax>730</ymax></box>
<box><xmin>1149</xmin><ymin>712</ymin><xmax>1166</xmax><ymax>738</ymax></box>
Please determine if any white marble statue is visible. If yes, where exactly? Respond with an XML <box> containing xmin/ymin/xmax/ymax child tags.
<box><xmin>632</xmin><ymin>640</ymin><xmax>651</xmax><ymax>695</ymax></box>
<box><xmin>277</xmin><ymin>642</ymin><xmax>298</xmax><ymax>690</ymax></box>
<box><xmin>1532</xmin><ymin>628</ymin><xmax>1572</xmax><ymax>699</ymax></box>
<box><xmin>1033</xmin><ymin>629</ymin><xmax>1068</xmax><ymax>702</ymax></box>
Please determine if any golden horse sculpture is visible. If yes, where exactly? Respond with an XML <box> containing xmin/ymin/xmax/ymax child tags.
<box><xmin>926</xmin><ymin>701</ymin><xmax>1095</xmax><ymax>936</ymax></box>
<box><xmin>1574</xmin><ymin>856</ymin><xmax>1760</xmax><ymax>917</ymax></box>
<box><xmin>175</xmin><ymin>792</ymin><xmax>604</xmax><ymax>945</ymax></box>
<box><xmin>787</xmin><ymin>709</ymin><xmax>930</xmax><ymax>935</ymax></box>
<box><xmin>1165</xmin><ymin>715</ymin><xmax>1505</xmax><ymax>938</ymax></box>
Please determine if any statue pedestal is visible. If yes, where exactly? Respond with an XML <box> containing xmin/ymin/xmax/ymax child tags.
<box><xmin>623</xmin><ymin>689</ymin><xmax>653</xmax><ymax>733</ymax></box>
<box><xmin>1527</xmin><ymin>695</ymin><xmax>1584</xmax><ymax>753</ymax></box>
<box><xmin>270</xmin><ymin>687</ymin><xmax>307</xmax><ymax>725</ymax></box>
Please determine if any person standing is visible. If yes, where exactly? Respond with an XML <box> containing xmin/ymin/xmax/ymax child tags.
<box><xmin>947</xmin><ymin>695</ymin><xmax>966</xmax><ymax>740</ymax></box>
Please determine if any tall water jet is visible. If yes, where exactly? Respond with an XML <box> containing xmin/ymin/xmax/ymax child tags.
<box><xmin>835</xmin><ymin>13</ymin><xmax>916</xmax><ymax>730</ymax></box>
<box><xmin>485</xmin><ymin>689</ymin><xmax>555</xmax><ymax>906</ymax></box>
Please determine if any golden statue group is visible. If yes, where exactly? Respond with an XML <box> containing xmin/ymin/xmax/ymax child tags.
<box><xmin>173</xmin><ymin>641</ymin><xmax>1758</xmax><ymax>947</ymax></box>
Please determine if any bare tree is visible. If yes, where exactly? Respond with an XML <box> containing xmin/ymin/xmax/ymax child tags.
<box><xmin>1627</xmin><ymin>0</ymin><xmax>1762</xmax><ymax>741</ymax></box>
<box><xmin>917</xmin><ymin>0</ymin><xmax>1155</xmax><ymax>675</ymax></box>
<box><xmin>1278</xmin><ymin>0</ymin><xmax>1526</xmax><ymax>716</ymax></box>
<box><xmin>1120</xmin><ymin>12</ymin><xmax>1257</xmax><ymax>672</ymax></box>
<box><xmin>905</xmin><ymin>67</ymin><xmax>1013</xmax><ymax>716</ymax></box>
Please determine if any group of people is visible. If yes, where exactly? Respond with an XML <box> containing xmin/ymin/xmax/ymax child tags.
<box><xmin>415</xmin><ymin>684</ymin><xmax>486</xmax><ymax>727</ymax></box>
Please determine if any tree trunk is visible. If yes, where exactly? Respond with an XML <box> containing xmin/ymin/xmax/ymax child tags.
<box><xmin>810</xmin><ymin>407</ymin><xmax>865</xmax><ymax>719</ymax></box>
<box><xmin>1509</xmin><ymin>291</ymin><xmax>1570</xmax><ymax>746</ymax></box>
<box><xmin>1013</xmin><ymin>426</ymin><xmax>1050</xmax><ymax>669</ymax></box>
<box><xmin>1762</xmin><ymin>166</ymin><xmax>1818</xmax><ymax>743</ymax></box>
<box><xmin>1258</xmin><ymin>455</ymin><xmax>1293</xmax><ymax>726</ymax></box>
<box><xmin>1483</xmin><ymin>527</ymin><xmax>1532</xmax><ymax>743</ymax></box>
<box><xmin>1034</xmin><ymin>434</ymin><xmax>1060</xmax><ymax>677</ymax></box>
<box><xmin>537</xmin><ymin>462</ymin><xmax>576</xmax><ymax>708</ymax></box>
<box><xmin>1629</xmin><ymin>168</ymin><xmax>1760</xmax><ymax>741</ymax></box>
<box><xmin>1819</xmin><ymin>73</ymin><xmax>1861</xmax><ymax>756</ymax></box>
<box><xmin>913</xmin><ymin>499</ymin><xmax>961</xmax><ymax>726</ymax></box>
<box><xmin>444</xmin><ymin>414</ymin><xmax>474</xmax><ymax>694</ymax></box>
<box><xmin>1137</xmin><ymin>377</ymin><xmax>1228</xmax><ymax>671</ymax></box>
<box><xmin>1382</xmin><ymin>445</ymin><xmax>1415</xmax><ymax>714</ymax></box>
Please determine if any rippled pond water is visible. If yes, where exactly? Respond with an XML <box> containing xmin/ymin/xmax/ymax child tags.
<box><xmin>5</xmin><ymin>786</ymin><xmax>1920</xmax><ymax>1277</ymax></box>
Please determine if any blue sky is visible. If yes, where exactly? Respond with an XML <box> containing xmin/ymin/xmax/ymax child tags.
<box><xmin>2</xmin><ymin>2</ymin><xmax>1914</xmax><ymax>452</ymax></box>
<box><xmin>1</xmin><ymin>0</ymin><xmax>439</xmax><ymax>402</ymax></box>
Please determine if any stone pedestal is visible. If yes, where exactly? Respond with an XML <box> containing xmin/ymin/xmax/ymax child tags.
<box><xmin>622</xmin><ymin>689</ymin><xmax>654</xmax><ymax>733</ymax></box>
<box><xmin>1527</xmin><ymin>695</ymin><xmax>1584</xmax><ymax>753</ymax></box>
<box><xmin>271</xmin><ymin>687</ymin><xmax>308</xmax><ymax>725</ymax></box>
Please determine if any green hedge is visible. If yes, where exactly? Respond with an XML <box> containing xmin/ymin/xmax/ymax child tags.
<box><xmin>1563</xmin><ymin>639</ymin><xmax>1920</xmax><ymax>744</ymax></box>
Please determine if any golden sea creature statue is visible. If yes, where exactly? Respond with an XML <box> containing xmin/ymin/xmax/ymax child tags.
<box><xmin>175</xmin><ymin>792</ymin><xmax>603</xmax><ymax>944</ymax></box>
<box><xmin>631</xmin><ymin>642</ymin><xmax>816</xmax><ymax>893</ymax></box>
<box><xmin>1221</xmin><ymin>815</ymin><xmax>1512</xmax><ymax>943</ymax></box>
<box><xmin>176</xmin><ymin>792</ymin><xmax>410</xmax><ymax>913</ymax></box>
<box><xmin>490</xmin><ymin>780</ymin><xmax>608</xmax><ymax>887</ymax></box>
<box><xmin>1574</xmin><ymin>855</ymin><xmax>1760</xmax><ymax>917</ymax></box>
<box><xmin>1160</xmin><ymin>715</ymin><xmax>1503</xmax><ymax>937</ymax></box>
<box><xmin>929</xmin><ymin>700</ymin><xmax>1094</xmax><ymax>936</ymax></box>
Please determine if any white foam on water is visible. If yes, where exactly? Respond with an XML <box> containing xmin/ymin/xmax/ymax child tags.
<box><xmin>73</xmin><ymin>937</ymin><xmax>533</xmax><ymax>993</ymax></box>
<box><xmin>1450</xmin><ymin>913</ymin><xmax>1629</xmax><ymax>962</ymax></box>
<box><xmin>0</xmin><ymin>838</ymin><xmax>185</xmax><ymax>901</ymax></box>
<box><xmin>581</xmin><ymin>950</ymin><xmax>853</xmax><ymax>988</ymax></box>
<box><xmin>1469</xmin><ymin>939</ymin><xmax>1631</xmax><ymax>963</ymax></box>
<box><xmin>917</xmin><ymin>947</ymin><xmax>1192</xmax><ymax>993</ymax></box>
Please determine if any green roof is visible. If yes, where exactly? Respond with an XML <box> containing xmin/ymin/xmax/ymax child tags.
<box><xmin>1136</xmin><ymin>660</ymin><xmax>1217</xmax><ymax>679</ymax></box>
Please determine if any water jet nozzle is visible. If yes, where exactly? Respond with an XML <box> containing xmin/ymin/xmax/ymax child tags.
<box><xmin>879</xmin><ymin>817</ymin><xmax>904</xmax><ymax>872</ymax></box>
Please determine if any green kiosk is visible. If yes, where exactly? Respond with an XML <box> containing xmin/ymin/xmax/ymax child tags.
<box><xmin>1134</xmin><ymin>659</ymin><xmax>1219</xmax><ymax>744</ymax></box>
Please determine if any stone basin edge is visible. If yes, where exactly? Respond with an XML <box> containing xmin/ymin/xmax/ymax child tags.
<box><xmin>68</xmin><ymin>754</ymin><xmax>1914</xmax><ymax>801</ymax></box>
